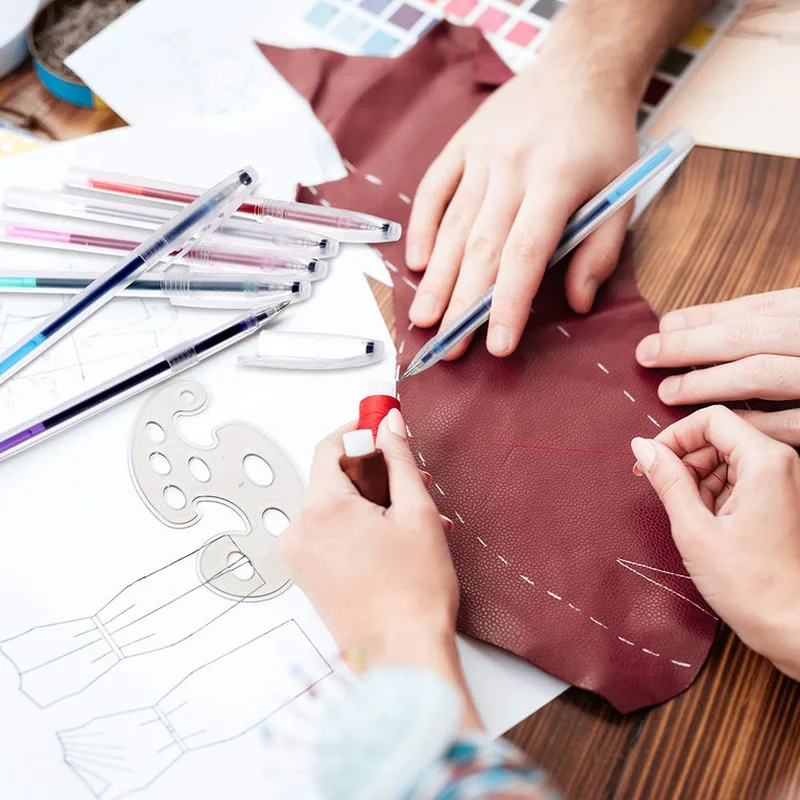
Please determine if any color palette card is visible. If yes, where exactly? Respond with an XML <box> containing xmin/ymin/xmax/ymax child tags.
<box><xmin>298</xmin><ymin>0</ymin><xmax>748</xmax><ymax>132</ymax></box>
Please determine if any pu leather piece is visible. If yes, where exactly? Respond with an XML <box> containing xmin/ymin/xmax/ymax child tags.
<box><xmin>258</xmin><ymin>22</ymin><xmax>717</xmax><ymax>712</ymax></box>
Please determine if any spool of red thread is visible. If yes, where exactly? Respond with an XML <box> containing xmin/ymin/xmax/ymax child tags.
<box><xmin>357</xmin><ymin>380</ymin><xmax>401</xmax><ymax>441</ymax></box>
<box><xmin>340</xmin><ymin>381</ymin><xmax>400</xmax><ymax>507</ymax></box>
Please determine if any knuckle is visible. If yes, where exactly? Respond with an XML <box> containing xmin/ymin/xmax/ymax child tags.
<box><xmin>742</xmin><ymin>354</ymin><xmax>778</xmax><ymax>392</ymax></box>
<box><xmin>505</xmin><ymin>233</ymin><xmax>541</xmax><ymax>265</ymax></box>
<box><xmin>725</xmin><ymin>320</ymin><xmax>760</xmax><ymax>350</ymax></box>
<box><xmin>464</xmin><ymin>234</ymin><xmax>500</xmax><ymax>264</ymax></box>
<box><xmin>439</xmin><ymin>207</ymin><xmax>471</xmax><ymax>236</ymax></box>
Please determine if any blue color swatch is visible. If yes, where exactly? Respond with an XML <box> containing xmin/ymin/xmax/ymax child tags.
<box><xmin>362</xmin><ymin>29</ymin><xmax>400</xmax><ymax>56</ymax></box>
<box><xmin>305</xmin><ymin>1</ymin><xmax>339</xmax><ymax>28</ymax></box>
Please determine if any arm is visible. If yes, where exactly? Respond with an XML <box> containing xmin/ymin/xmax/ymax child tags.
<box><xmin>280</xmin><ymin>411</ymin><xmax>483</xmax><ymax>730</ymax></box>
<box><xmin>406</xmin><ymin>0</ymin><xmax>711</xmax><ymax>359</ymax></box>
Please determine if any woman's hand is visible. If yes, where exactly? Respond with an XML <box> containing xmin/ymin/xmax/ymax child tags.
<box><xmin>631</xmin><ymin>406</ymin><xmax>800</xmax><ymax>680</ymax></box>
<box><xmin>279</xmin><ymin>409</ymin><xmax>480</xmax><ymax>725</ymax></box>
<box><xmin>405</xmin><ymin>51</ymin><xmax>639</xmax><ymax>360</ymax></box>
<box><xmin>636</xmin><ymin>289</ymin><xmax>800</xmax><ymax>445</ymax></box>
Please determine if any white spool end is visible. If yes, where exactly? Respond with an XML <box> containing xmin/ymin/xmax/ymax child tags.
<box><xmin>343</xmin><ymin>429</ymin><xmax>376</xmax><ymax>458</ymax></box>
<box><xmin>367</xmin><ymin>380</ymin><xmax>395</xmax><ymax>398</ymax></box>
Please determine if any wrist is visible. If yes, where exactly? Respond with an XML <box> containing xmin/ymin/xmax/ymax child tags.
<box><xmin>763</xmin><ymin>611</ymin><xmax>800</xmax><ymax>682</ymax></box>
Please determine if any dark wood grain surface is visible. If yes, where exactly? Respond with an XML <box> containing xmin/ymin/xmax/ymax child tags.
<box><xmin>3</xmin><ymin>60</ymin><xmax>800</xmax><ymax>800</ymax></box>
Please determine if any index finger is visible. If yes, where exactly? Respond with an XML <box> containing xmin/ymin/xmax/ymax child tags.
<box><xmin>654</xmin><ymin>405</ymin><xmax>783</xmax><ymax>468</ymax></box>
<box><xmin>307</xmin><ymin>421</ymin><xmax>360</xmax><ymax>498</ymax></box>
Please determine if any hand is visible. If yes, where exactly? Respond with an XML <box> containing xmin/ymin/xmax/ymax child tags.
<box><xmin>636</xmin><ymin>289</ymin><xmax>800</xmax><ymax>445</ymax></box>
<box><xmin>405</xmin><ymin>51</ymin><xmax>639</xmax><ymax>359</ymax></box>
<box><xmin>279</xmin><ymin>410</ymin><xmax>468</xmax><ymax>687</ymax></box>
<box><xmin>630</xmin><ymin>406</ymin><xmax>800</xmax><ymax>680</ymax></box>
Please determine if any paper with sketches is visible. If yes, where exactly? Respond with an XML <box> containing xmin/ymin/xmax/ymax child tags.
<box><xmin>651</xmin><ymin>0</ymin><xmax>800</xmax><ymax>158</ymax></box>
<box><xmin>0</xmin><ymin>117</ymin><xmax>565</xmax><ymax>798</ymax></box>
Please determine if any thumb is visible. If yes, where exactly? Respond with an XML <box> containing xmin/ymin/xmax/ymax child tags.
<box><xmin>376</xmin><ymin>409</ymin><xmax>431</xmax><ymax>506</ymax></box>
<box><xmin>631</xmin><ymin>437</ymin><xmax>712</xmax><ymax>533</ymax></box>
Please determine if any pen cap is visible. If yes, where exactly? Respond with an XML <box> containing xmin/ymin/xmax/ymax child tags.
<box><xmin>4</xmin><ymin>186</ymin><xmax>84</xmax><ymax>217</ymax></box>
<box><xmin>162</xmin><ymin>270</ymin><xmax>312</xmax><ymax>309</ymax></box>
<box><xmin>237</xmin><ymin>332</ymin><xmax>384</xmax><ymax>370</ymax></box>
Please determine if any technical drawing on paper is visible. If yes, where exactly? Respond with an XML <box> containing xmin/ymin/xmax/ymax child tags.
<box><xmin>0</xmin><ymin>539</ymin><xmax>265</xmax><ymax>708</ymax></box>
<box><xmin>0</xmin><ymin>295</ymin><xmax>181</xmax><ymax>419</ymax></box>
<box><xmin>153</xmin><ymin>30</ymin><xmax>265</xmax><ymax>115</ymax></box>
<box><xmin>58</xmin><ymin>620</ymin><xmax>332</xmax><ymax>799</ymax></box>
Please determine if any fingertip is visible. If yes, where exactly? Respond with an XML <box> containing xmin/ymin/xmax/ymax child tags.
<box><xmin>406</xmin><ymin>242</ymin><xmax>429</xmax><ymax>272</ymax></box>
<box><xmin>409</xmin><ymin>291</ymin><xmax>442</xmax><ymax>327</ymax></box>
<box><xmin>658</xmin><ymin>375</ymin><xmax>681</xmax><ymax>404</ymax></box>
<box><xmin>566</xmin><ymin>277</ymin><xmax>598</xmax><ymax>315</ymax></box>
<box><xmin>631</xmin><ymin>437</ymin><xmax>656</xmax><ymax>472</ymax></box>
<box><xmin>487</xmin><ymin>324</ymin><xmax>514</xmax><ymax>357</ymax></box>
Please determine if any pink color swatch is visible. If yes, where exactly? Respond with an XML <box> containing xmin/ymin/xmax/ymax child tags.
<box><xmin>506</xmin><ymin>20</ymin><xmax>539</xmax><ymax>46</ymax></box>
<box><xmin>475</xmin><ymin>7</ymin><xmax>508</xmax><ymax>33</ymax></box>
<box><xmin>444</xmin><ymin>0</ymin><xmax>478</xmax><ymax>18</ymax></box>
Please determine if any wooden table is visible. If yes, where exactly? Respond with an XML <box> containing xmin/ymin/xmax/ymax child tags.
<box><xmin>3</xmin><ymin>59</ymin><xmax>800</xmax><ymax>799</ymax></box>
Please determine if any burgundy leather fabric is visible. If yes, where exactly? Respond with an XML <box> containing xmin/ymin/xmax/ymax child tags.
<box><xmin>258</xmin><ymin>23</ymin><xmax>717</xmax><ymax>712</ymax></box>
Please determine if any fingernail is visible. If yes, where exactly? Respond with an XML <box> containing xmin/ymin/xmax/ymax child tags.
<box><xmin>386</xmin><ymin>408</ymin><xmax>406</xmax><ymax>438</ymax></box>
<box><xmin>487</xmin><ymin>324</ymin><xmax>511</xmax><ymax>355</ymax></box>
<box><xmin>636</xmin><ymin>334</ymin><xmax>661</xmax><ymax>366</ymax></box>
<box><xmin>421</xmin><ymin>470</ymin><xmax>433</xmax><ymax>486</ymax></box>
<box><xmin>441</xmin><ymin>516</ymin><xmax>455</xmax><ymax>533</ymax></box>
<box><xmin>410</xmin><ymin>292</ymin><xmax>437</xmax><ymax>321</ymax></box>
<box><xmin>585</xmin><ymin>279</ymin><xmax>598</xmax><ymax>308</ymax></box>
<box><xmin>661</xmin><ymin>312</ymin><xmax>685</xmax><ymax>332</ymax></box>
<box><xmin>407</xmin><ymin>244</ymin><xmax>425</xmax><ymax>269</ymax></box>
<box><xmin>631</xmin><ymin>437</ymin><xmax>656</xmax><ymax>472</ymax></box>
<box><xmin>659</xmin><ymin>375</ymin><xmax>680</xmax><ymax>403</ymax></box>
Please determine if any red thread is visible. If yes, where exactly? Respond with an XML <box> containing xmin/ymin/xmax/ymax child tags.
<box><xmin>358</xmin><ymin>394</ymin><xmax>401</xmax><ymax>440</ymax></box>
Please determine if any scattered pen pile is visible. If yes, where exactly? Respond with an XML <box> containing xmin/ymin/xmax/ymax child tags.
<box><xmin>0</xmin><ymin>165</ymin><xmax>402</xmax><ymax>311</ymax></box>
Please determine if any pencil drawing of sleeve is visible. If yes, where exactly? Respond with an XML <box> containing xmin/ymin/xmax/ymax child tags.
<box><xmin>58</xmin><ymin>620</ymin><xmax>332</xmax><ymax>800</ymax></box>
<box><xmin>0</xmin><ymin>541</ymin><xmax>261</xmax><ymax>707</ymax></box>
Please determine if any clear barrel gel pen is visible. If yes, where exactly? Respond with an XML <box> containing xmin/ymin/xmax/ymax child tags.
<box><xmin>66</xmin><ymin>166</ymin><xmax>402</xmax><ymax>244</ymax></box>
<box><xmin>4</xmin><ymin>187</ymin><xmax>340</xmax><ymax>258</ymax></box>
<box><xmin>0</xmin><ymin>300</ymin><xmax>290</xmax><ymax>463</ymax></box>
<box><xmin>0</xmin><ymin>268</ymin><xmax>311</xmax><ymax>308</ymax></box>
<box><xmin>0</xmin><ymin>167</ymin><xmax>257</xmax><ymax>385</ymax></box>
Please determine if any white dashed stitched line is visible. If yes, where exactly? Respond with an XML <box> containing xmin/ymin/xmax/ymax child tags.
<box><xmin>307</xmin><ymin>186</ymin><xmax>318</xmax><ymax>196</ymax></box>
<box><xmin>597</xmin><ymin>362</ymin><xmax>609</xmax><ymax>374</ymax></box>
<box><xmin>648</xmin><ymin>415</ymin><xmax>661</xmax><ymax>428</ymax></box>
<box><xmin>557</xmin><ymin>325</ymin><xmax>570</xmax><ymax>338</ymax></box>
<box><xmin>403</xmin><ymin>386</ymin><xmax>693</xmax><ymax>670</ymax></box>
<box><xmin>407</xmin><ymin>321</ymin><xmax>415</xmax><ymax>331</ymax></box>
<box><xmin>399</xmin><ymin>193</ymin><xmax>411</xmax><ymax>204</ymax></box>
<box><xmin>417</xmin><ymin>451</ymin><xmax>426</xmax><ymax>466</ymax></box>
<box><xmin>343</xmin><ymin>159</ymin><xmax>356</xmax><ymax>173</ymax></box>
<box><xmin>384</xmin><ymin>259</ymin><xmax>398</xmax><ymax>273</ymax></box>
<box><xmin>395</xmin><ymin>364</ymin><xmax>400</xmax><ymax>381</ymax></box>
<box><xmin>319</xmin><ymin>198</ymin><xmax>331</xmax><ymax>207</ymax></box>
<box><xmin>406</xmin><ymin>425</ymin><xmax>413</xmax><ymax>438</ymax></box>
<box><xmin>624</xmin><ymin>390</ymin><xmax>636</xmax><ymax>403</ymax></box>
<box><xmin>365</xmin><ymin>173</ymin><xmax>382</xmax><ymax>185</ymax></box>
<box><xmin>398</xmin><ymin>340</ymin><xmax>406</xmax><ymax>355</ymax></box>
<box><xmin>402</xmin><ymin>276</ymin><xmax>419</xmax><ymax>291</ymax></box>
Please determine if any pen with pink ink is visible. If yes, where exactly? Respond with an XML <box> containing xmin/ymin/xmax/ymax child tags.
<box><xmin>0</xmin><ymin>220</ymin><xmax>327</xmax><ymax>279</ymax></box>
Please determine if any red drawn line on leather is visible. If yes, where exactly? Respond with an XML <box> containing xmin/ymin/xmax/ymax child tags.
<box><xmin>409</xmin><ymin>436</ymin><xmax>630</xmax><ymax>458</ymax></box>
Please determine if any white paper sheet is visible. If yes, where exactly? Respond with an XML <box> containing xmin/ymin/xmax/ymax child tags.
<box><xmin>651</xmin><ymin>1</ymin><xmax>800</xmax><ymax>158</ymax></box>
<box><xmin>0</xmin><ymin>118</ymin><xmax>567</xmax><ymax>798</ymax></box>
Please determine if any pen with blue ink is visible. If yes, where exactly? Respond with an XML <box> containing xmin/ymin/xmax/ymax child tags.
<box><xmin>401</xmin><ymin>127</ymin><xmax>695</xmax><ymax>381</ymax></box>
<box><xmin>0</xmin><ymin>167</ymin><xmax>256</xmax><ymax>386</ymax></box>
